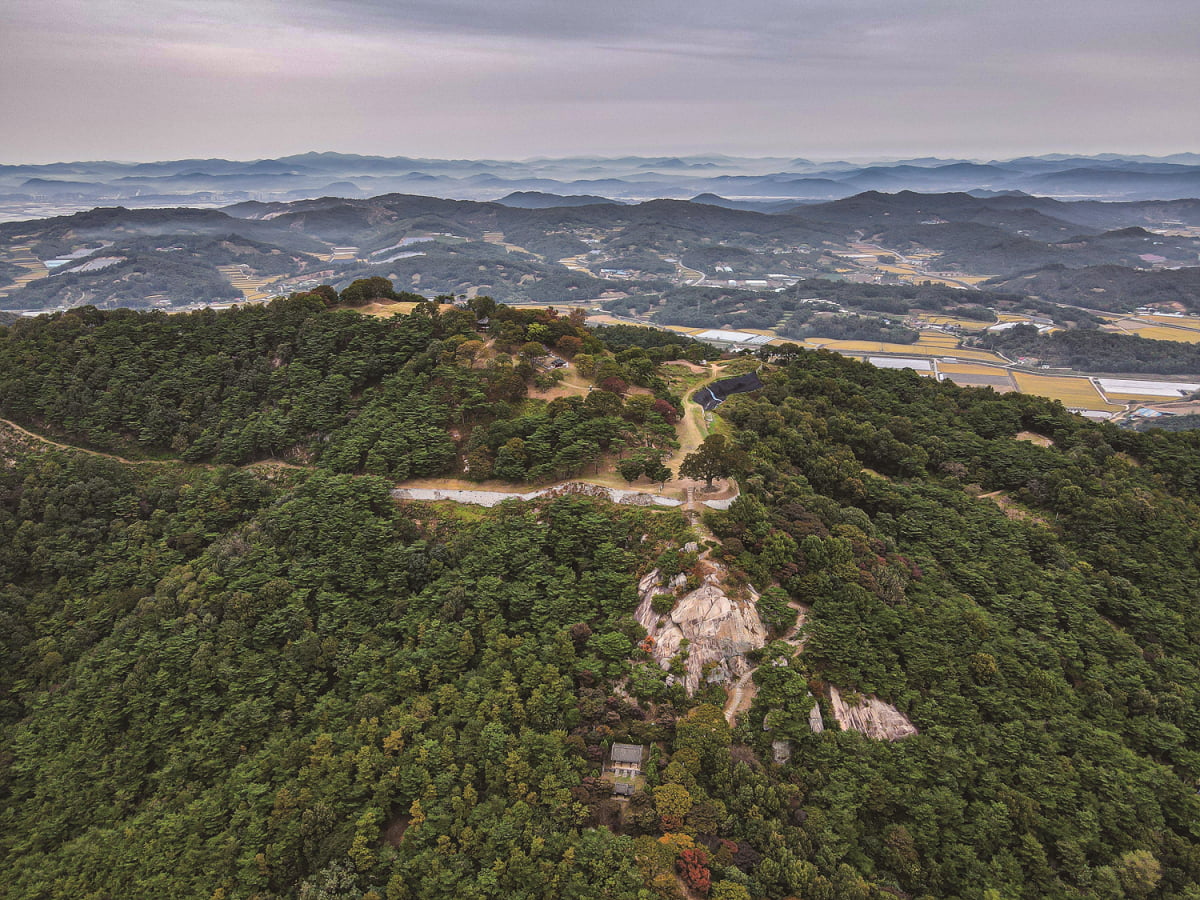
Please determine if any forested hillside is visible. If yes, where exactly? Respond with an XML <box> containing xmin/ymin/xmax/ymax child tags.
<box><xmin>712</xmin><ymin>354</ymin><xmax>1200</xmax><ymax>897</ymax></box>
<box><xmin>0</xmin><ymin>296</ymin><xmax>685</xmax><ymax>483</ymax></box>
<box><xmin>3</xmin><ymin>306</ymin><xmax>1200</xmax><ymax>899</ymax></box>
<box><xmin>976</xmin><ymin>323</ymin><xmax>1200</xmax><ymax>374</ymax></box>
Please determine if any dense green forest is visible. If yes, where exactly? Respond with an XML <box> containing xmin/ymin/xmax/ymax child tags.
<box><xmin>778</xmin><ymin>309</ymin><xmax>918</xmax><ymax>344</ymax></box>
<box><xmin>706</xmin><ymin>353</ymin><xmax>1200</xmax><ymax>897</ymax></box>
<box><xmin>0</xmin><ymin>295</ymin><xmax>685</xmax><ymax>483</ymax></box>
<box><xmin>10</xmin><ymin>249</ymin><xmax>242</xmax><ymax>309</ymax></box>
<box><xmin>1124</xmin><ymin>413</ymin><xmax>1200</xmax><ymax>433</ymax></box>
<box><xmin>3</xmin><ymin>305</ymin><xmax>1200</xmax><ymax>898</ymax></box>
<box><xmin>989</xmin><ymin>265</ymin><xmax>1200</xmax><ymax>314</ymax></box>
<box><xmin>336</xmin><ymin>241</ymin><xmax>608</xmax><ymax>304</ymax></box>
<box><xmin>604</xmin><ymin>280</ymin><xmax>1091</xmax><ymax>334</ymax></box>
<box><xmin>976</xmin><ymin>324</ymin><xmax>1200</xmax><ymax>375</ymax></box>
<box><xmin>0</xmin><ymin>458</ymin><xmax>699</xmax><ymax>898</ymax></box>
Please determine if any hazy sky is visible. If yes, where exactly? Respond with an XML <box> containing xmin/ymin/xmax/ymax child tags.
<box><xmin>2</xmin><ymin>0</ymin><xmax>1198</xmax><ymax>163</ymax></box>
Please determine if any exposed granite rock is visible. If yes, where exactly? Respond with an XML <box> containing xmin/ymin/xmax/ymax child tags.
<box><xmin>635</xmin><ymin>563</ymin><xmax>768</xmax><ymax>695</ymax></box>
<box><xmin>829</xmin><ymin>685</ymin><xmax>918</xmax><ymax>741</ymax></box>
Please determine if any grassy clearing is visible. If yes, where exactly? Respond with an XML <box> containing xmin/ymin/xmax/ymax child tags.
<box><xmin>1015</xmin><ymin>431</ymin><xmax>1054</xmax><ymax>447</ymax></box>
<box><xmin>348</xmin><ymin>301</ymin><xmax>457</xmax><ymax>317</ymax></box>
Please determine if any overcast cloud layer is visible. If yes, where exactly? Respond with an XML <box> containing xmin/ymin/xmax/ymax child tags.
<box><xmin>2</xmin><ymin>0</ymin><xmax>1197</xmax><ymax>163</ymax></box>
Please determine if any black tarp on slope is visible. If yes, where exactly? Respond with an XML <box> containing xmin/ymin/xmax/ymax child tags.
<box><xmin>694</xmin><ymin>371</ymin><xmax>764</xmax><ymax>411</ymax></box>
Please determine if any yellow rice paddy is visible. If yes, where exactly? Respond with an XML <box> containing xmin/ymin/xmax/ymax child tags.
<box><xmin>1143</xmin><ymin>315</ymin><xmax>1200</xmax><ymax>329</ymax></box>
<box><xmin>801</xmin><ymin>339</ymin><xmax>1009</xmax><ymax>363</ymax></box>
<box><xmin>916</xmin><ymin>315</ymin><xmax>992</xmax><ymax>331</ymax></box>
<box><xmin>1114</xmin><ymin>325</ymin><xmax>1200</xmax><ymax>343</ymax></box>
<box><xmin>217</xmin><ymin>266</ymin><xmax>286</xmax><ymax>302</ymax></box>
<box><xmin>1011</xmin><ymin>372</ymin><xmax>1121</xmax><ymax>411</ymax></box>
<box><xmin>915</xmin><ymin>333</ymin><xmax>962</xmax><ymax>348</ymax></box>
<box><xmin>0</xmin><ymin>246</ymin><xmax>49</xmax><ymax>296</ymax></box>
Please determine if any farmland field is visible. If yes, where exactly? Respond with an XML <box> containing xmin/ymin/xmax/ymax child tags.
<box><xmin>0</xmin><ymin>246</ymin><xmax>49</xmax><ymax>297</ymax></box>
<box><xmin>1143</xmin><ymin>315</ymin><xmax>1200</xmax><ymax>329</ymax></box>
<box><xmin>216</xmin><ymin>265</ymin><xmax>285</xmax><ymax>301</ymax></box>
<box><xmin>938</xmin><ymin>362</ymin><xmax>1005</xmax><ymax>375</ymax></box>
<box><xmin>915</xmin><ymin>315</ymin><xmax>991</xmax><ymax>331</ymax></box>
<box><xmin>1117</xmin><ymin>326</ymin><xmax>1200</xmax><ymax>343</ymax></box>
<box><xmin>1103</xmin><ymin>316</ymin><xmax>1200</xmax><ymax>343</ymax></box>
<box><xmin>803</xmin><ymin>338</ymin><xmax>1009</xmax><ymax>363</ymax></box>
<box><xmin>915</xmin><ymin>333</ymin><xmax>962</xmax><ymax>348</ymax></box>
<box><xmin>1011</xmin><ymin>372</ymin><xmax>1120</xmax><ymax>411</ymax></box>
<box><xmin>937</xmin><ymin>361</ymin><xmax>1015</xmax><ymax>389</ymax></box>
<box><xmin>1097</xmin><ymin>378</ymin><xmax>1200</xmax><ymax>399</ymax></box>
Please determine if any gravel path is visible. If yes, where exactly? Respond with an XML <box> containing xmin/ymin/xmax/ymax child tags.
<box><xmin>392</xmin><ymin>482</ymin><xmax>684</xmax><ymax>508</ymax></box>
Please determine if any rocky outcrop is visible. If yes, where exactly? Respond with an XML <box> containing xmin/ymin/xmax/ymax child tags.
<box><xmin>829</xmin><ymin>685</ymin><xmax>918</xmax><ymax>741</ymax></box>
<box><xmin>635</xmin><ymin>562</ymin><xmax>768</xmax><ymax>695</ymax></box>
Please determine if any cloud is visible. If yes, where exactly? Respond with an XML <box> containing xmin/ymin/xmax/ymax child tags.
<box><xmin>0</xmin><ymin>0</ymin><xmax>1197</xmax><ymax>162</ymax></box>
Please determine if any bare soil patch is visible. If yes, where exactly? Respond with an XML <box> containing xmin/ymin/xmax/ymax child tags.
<box><xmin>980</xmin><ymin>490</ymin><xmax>1051</xmax><ymax>526</ymax></box>
<box><xmin>663</xmin><ymin>359</ymin><xmax>708</xmax><ymax>374</ymax></box>
<box><xmin>1014</xmin><ymin>431</ymin><xmax>1054</xmax><ymax>447</ymax></box>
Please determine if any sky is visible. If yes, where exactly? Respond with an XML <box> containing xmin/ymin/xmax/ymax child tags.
<box><xmin>2</xmin><ymin>0</ymin><xmax>1198</xmax><ymax>164</ymax></box>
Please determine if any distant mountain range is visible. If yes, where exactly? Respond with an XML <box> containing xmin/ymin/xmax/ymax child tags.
<box><xmin>3</xmin><ymin>152</ymin><xmax>1200</xmax><ymax>222</ymax></box>
<box><xmin>2</xmin><ymin>186</ymin><xmax>1199</xmax><ymax>314</ymax></box>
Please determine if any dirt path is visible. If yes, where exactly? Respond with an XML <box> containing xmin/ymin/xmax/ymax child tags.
<box><xmin>724</xmin><ymin>669</ymin><xmax>758</xmax><ymax>726</ymax></box>
<box><xmin>782</xmin><ymin>601</ymin><xmax>808</xmax><ymax>648</ymax></box>
<box><xmin>1</xmin><ymin>358</ymin><xmax>734</xmax><ymax>501</ymax></box>
<box><xmin>0</xmin><ymin>416</ymin><xmax>304</xmax><ymax>473</ymax></box>
<box><xmin>723</xmin><ymin>600</ymin><xmax>807</xmax><ymax>728</ymax></box>
<box><xmin>666</xmin><ymin>362</ymin><xmax>721</xmax><ymax>471</ymax></box>
<box><xmin>0</xmin><ymin>417</ymin><xmax>161</xmax><ymax>465</ymax></box>
<box><xmin>528</xmin><ymin>367</ymin><xmax>593</xmax><ymax>402</ymax></box>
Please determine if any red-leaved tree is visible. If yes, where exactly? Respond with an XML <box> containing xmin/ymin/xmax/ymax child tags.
<box><xmin>678</xmin><ymin>848</ymin><xmax>711</xmax><ymax>895</ymax></box>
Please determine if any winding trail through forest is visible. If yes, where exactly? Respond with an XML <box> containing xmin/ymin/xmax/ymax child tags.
<box><xmin>0</xmin><ymin>417</ymin><xmax>162</xmax><ymax>465</ymax></box>
<box><xmin>666</xmin><ymin>361</ymin><xmax>721</xmax><ymax>471</ymax></box>
<box><xmin>724</xmin><ymin>670</ymin><xmax>758</xmax><ymax>726</ymax></box>
<box><xmin>1</xmin><ymin>359</ymin><xmax>741</xmax><ymax>507</ymax></box>
<box><xmin>0</xmin><ymin>416</ymin><xmax>304</xmax><ymax>473</ymax></box>
<box><xmin>723</xmin><ymin>599</ymin><xmax>809</xmax><ymax>727</ymax></box>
